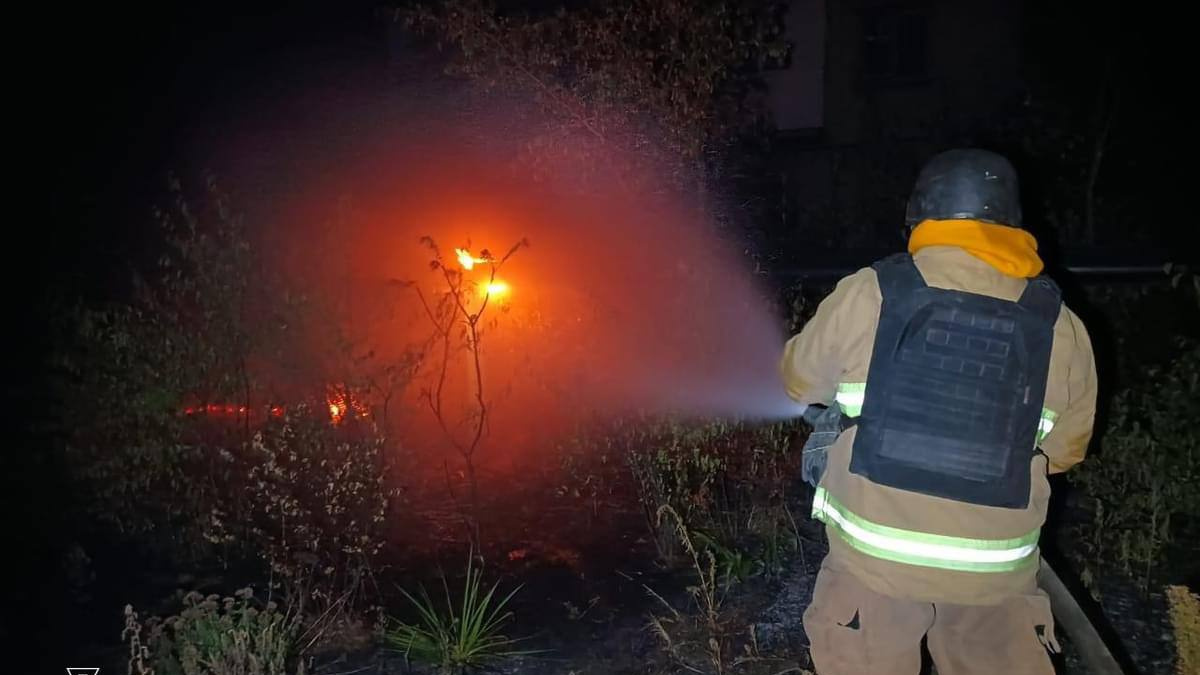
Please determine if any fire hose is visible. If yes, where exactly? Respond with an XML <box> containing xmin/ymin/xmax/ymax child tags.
<box><xmin>1038</xmin><ymin>558</ymin><xmax>1126</xmax><ymax>675</ymax></box>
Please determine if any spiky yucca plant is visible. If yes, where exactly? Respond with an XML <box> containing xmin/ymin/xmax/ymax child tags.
<box><xmin>386</xmin><ymin>553</ymin><xmax>534</xmax><ymax>670</ymax></box>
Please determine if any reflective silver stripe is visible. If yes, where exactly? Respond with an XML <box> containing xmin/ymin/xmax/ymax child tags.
<box><xmin>835</xmin><ymin>382</ymin><xmax>866</xmax><ymax>417</ymax></box>
<box><xmin>812</xmin><ymin>487</ymin><xmax>1040</xmax><ymax>572</ymax></box>
<box><xmin>1037</xmin><ymin>408</ymin><xmax>1059</xmax><ymax>443</ymax></box>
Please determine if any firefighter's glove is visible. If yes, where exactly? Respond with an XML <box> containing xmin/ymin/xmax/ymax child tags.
<box><xmin>800</xmin><ymin>404</ymin><xmax>842</xmax><ymax>488</ymax></box>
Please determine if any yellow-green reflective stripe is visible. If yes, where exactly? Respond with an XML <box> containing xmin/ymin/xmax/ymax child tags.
<box><xmin>835</xmin><ymin>382</ymin><xmax>865</xmax><ymax>417</ymax></box>
<box><xmin>1037</xmin><ymin>408</ymin><xmax>1059</xmax><ymax>443</ymax></box>
<box><xmin>811</xmin><ymin>487</ymin><xmax>1039</xmax><ymax>573</ymax></box>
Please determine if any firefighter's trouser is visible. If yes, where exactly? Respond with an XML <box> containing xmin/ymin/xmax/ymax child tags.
<box><xmin>803</xmin><ymin>562</ymin><xmax>1060</xmax><ymax>675</ymax></box>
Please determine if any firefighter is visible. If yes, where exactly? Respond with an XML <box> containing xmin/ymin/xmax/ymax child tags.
<box><xmin>780</xmin><ymin>149</ymin><xmax>1098</xmax><ymax>675</ymax></box>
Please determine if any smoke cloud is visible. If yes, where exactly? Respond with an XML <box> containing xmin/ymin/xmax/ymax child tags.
<box><xmin>187</xmin><ymin>61</ymin><xmax>801</xmax><ymax>470</ymax></box>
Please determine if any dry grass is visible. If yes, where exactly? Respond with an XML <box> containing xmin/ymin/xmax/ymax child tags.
<box><xmin>1167</xmin><ymin>585</ymin><xmax>1200</xmax><ymax>675</ymax></box>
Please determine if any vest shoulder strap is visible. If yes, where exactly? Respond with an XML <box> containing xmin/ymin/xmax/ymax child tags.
<box><xmin>872</xmin><ymin>253</ymin><xmax>926</xmax><ymax>299</ymax></box>
<box><xmin>1017</xmin><ymin>275</ymin><xmax>1063</xmax><ymax>324</ymax></box>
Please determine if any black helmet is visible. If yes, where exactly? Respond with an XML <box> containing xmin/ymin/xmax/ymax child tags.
<box><xmin>905</xmin><ymin>149</ymin><xmax>1022</xmax><ymax>231</ymax></box>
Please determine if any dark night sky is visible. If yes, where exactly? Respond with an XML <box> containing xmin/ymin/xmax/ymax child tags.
<box><xmin>13</xmin><ymin>0</ymin><xmax>1188</xmax><ymax>413</ymax></box>
<box><xmin>26</xmin><ymin>0</ymin><xmax>1186</xmax><ymax>297</ymax></box>
<box><xmin>37</xmin><ymin>1</ymin><xmax>387</xmax><ymax>293</ymax></box>
<box><xmin>13</xmin><ymin>2</ymin><xmax>388</xmax><ymax>412</ymax></box>
<box><xmin>10</xmin><ymin>0</ymin><xmax>1183</xmax><ymax>401</ymax></box>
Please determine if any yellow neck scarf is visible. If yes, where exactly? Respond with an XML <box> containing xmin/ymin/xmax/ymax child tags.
<box><xmin>908</xmin><ymin>219</ymin><xmax>1044</xmax><ymax>278</ymax></box>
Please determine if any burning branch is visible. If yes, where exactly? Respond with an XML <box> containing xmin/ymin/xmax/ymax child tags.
<box><xmin>406</xmin><ymin>235</ymin><xmax>529</xmax><ymax>544</ymax></box>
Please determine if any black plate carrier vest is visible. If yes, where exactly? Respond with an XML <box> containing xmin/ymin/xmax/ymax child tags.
<box><xmin>849</xmin><ymin>253</ymin><xmax>1061</xmax><ymax>509</ymax></box>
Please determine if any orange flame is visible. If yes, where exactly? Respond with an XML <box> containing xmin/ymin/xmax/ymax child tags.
<box><xmin>329</xmin><ymin>401</ymin><xmax>346</xmax><ymax>424</ymax></box>
<box><xmin>455</xmin><ymin>247</ymin><xmax>494</xmax><ymax>271</ymax></box>
<box><xmin>482</xmin><ymin>280</ymin><xmax>509</xmax><ymax>297</ymax></box>
<box><xmin>327</xmin><ymin>387</ymin><xmax>370</xmax><ymax>426</ymax></box>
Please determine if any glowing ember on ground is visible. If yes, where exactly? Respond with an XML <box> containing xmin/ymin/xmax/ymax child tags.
<box><xmin>329</xmin><ymin>401</ymin><xmax>346</xmax><ymax>424</ymax></box>
<box><xmin>327</xmin><ymin>388</ymin><xmax>370</xmax><ymax>425</ymax></box>
<box><xmin>179</xmin><ymin>391</ymin><xmax>369</xmax><ymax>427</ymax></box>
